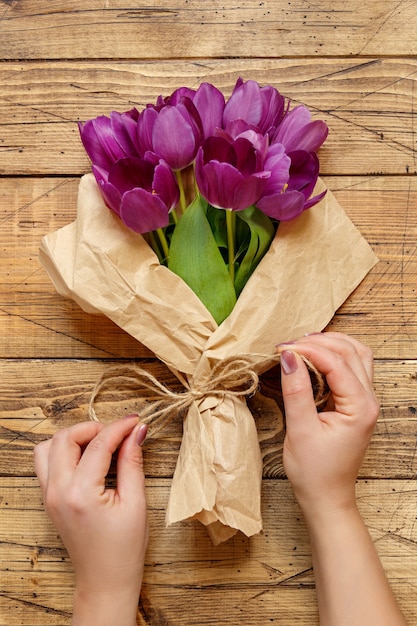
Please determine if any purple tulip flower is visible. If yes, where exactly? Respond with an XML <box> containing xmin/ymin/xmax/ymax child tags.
<box><xmin>257</xmin><ymin>149</ymin><xmax>325</xmax><ymax>221</ymax></box>
<box><xmin>137</xmin><ymin>97</ymin><xmax>204</xmax><ymax>171</ymax></box>
<box><xmin>195</xmin><ymin>135</ymin><xmax>270</xmax><ymax>211</ymax></box>
<box><xmin>92</xmin><ymin>154</ymin><xmax>179</xmax><ymax>234</ymax></box>
<box><xmin>272</xmin><ymin>104</ymin><xmax>328</xmax><ymax>153</ymax></box>
<box><xmin>165</xmin><ymin>82</ymin><xmax>226</xmax><ymax>139</ymax></box>
<box><xmin>78</xmin><ymin>109</ymin><xmax>141</xmax><ymax>171</ymax></box>
<box><xmin>223</xmin><ymin>78</ymin><xmax>287</xmax><ymax>136</ymax></box>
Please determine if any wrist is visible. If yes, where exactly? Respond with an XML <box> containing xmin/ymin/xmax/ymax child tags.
<box><xmin>301</xmin><ymin>502</ymin><xmax>363</xmax><ymax>543</ymax></box>
<box><xmin>72</xmin><ymin>585</ymin><xmax>140</xmax><ymax>626</ymax></box>
<box><xmin>292</xmin><ymin>483</ymin><xmax>357</xmax><ymax>523</ymax></box>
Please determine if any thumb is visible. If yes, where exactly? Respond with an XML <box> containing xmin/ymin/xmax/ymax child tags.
<box><xmin>279</xmin><ymin>350</ymin><xmax>317</xmax><ymax>434</ymax></box>
<box><xmin>116</xmin><ymin>422</ymin><xmax>148</xmax><ymax>501</ymax></box>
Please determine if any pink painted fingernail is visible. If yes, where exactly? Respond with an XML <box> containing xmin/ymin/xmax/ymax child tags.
<box><xmin>275</xmin><ymin>340</ymin><xmax>297</xmax><ymax>348</ymax></box>
<box><xmin>304</xmin><ymin>331</ymin><xmax>322</xmax><ymax>337</ymax></box>
<box><xmin>123</xmin><ymin>413</ymin><xmax>139</xmax><ymax>419</ymax></box>
<box><xmin>280</xmin><ymin>350</ymin><xmax>298</xmax><ymax>375</ymax></box>
<box><xmin>136</xmin><ymin>424</ymin><xmax>148</xmax><ymax>446</ymax></box>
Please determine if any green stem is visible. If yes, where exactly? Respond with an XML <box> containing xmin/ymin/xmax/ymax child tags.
<box><xmin>156</xmin><ymin>228</ymin><xmax>170</xmax><ymax>263</ymax></box>
<box><xmin>175</xmin><ymin>170</ymin><xmax>187</xmax><ymax>214</ymax></box>
<box><xmin>170</xmin><ymin>208</ymin><xmax>179</xmax><ymax>225</ymax></box>
<box><xmin>147</xmin><ymin>231</ymin><xmax>163</xmax><ymax>263</ymax></box>
<box><xmin>226</xmin><ymin>209</ymin><xmax>236</xmax><ymax>284</ymax></box>
<box><xmin>193</xmin><ymin>162</ymin><xmax>199</xmax><ymax>196</ymax></box>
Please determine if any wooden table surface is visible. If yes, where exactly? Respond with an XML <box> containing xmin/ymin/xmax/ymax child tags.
<box><xmin>1</xmin><ymin>2</ymin><xmax>417</xmax><ymax>624</ymax></box>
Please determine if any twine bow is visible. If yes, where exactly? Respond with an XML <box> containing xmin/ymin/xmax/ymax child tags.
<box><xmin>89</xmin><ymin>352</ymin><xmax>329</xmax><ymax>436</ymax></box>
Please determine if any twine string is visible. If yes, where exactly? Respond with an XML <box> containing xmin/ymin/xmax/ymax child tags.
<box><xmin>89</xmin><ymin>352</ymin><xmax>329</xmax><ymax>436</ymax></box>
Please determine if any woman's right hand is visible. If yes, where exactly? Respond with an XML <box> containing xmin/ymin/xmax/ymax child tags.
<box><xmin>277</xmin><ymin>332</ymin><xmax>379</xmax><ymax>516</ymax></box>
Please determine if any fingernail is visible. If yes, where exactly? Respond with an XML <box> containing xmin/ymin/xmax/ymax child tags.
<box><xmin>304</xmin><ymin>331</ymin><xmax>322</xmax><ymax>337</ymax></box>
<box><xmin>136</xmin><ymin>423</ymin><xmax>148</xmax><ymax>446</ymax></box>
<box><xmin>275</xmin><ymin>340</ymin><xmax>297</xmax><ymax>348</ymax></box>
<box><xmin>280</xmin><ymin>350</ymin><xmax>298</xmax><ymax>375</ymax></box>
<box><xmin>123</xmin><ymin>413</ymin><xmax>139</xmax><ymax>419</ymax></box>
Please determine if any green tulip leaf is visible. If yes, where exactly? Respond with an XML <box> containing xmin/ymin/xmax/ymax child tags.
<box><xmin>234</xmin><ymin>206</ymin><xmax>276</xmax><ymax>296</ymax></box>
<box><xmin>168</xmin><ymin>195</ymin><xmax>236</xmax><ymax>325</ymax></box>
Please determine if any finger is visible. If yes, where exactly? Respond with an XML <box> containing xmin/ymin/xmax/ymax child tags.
<box><xmin>33</xmin><ymin>439</ymin><xmax>53</xmax><ymax>492</ymax></box>
<box><xmin>47</xmin><ymin>421</ymin><xmax>106</xmax><ymax>487</ymax></box>
<box><xmin>298</xmin><ymin>332</ymin><xmax>374</xmax><ymax>391</ymax></box>
<box><xmin>76</xmin><ymin>416</ymin><xmax>139</xmax><ymax>489</ymax></box>
<box><xmin>279</xmin><ymin>350</ymin><xmax>319</xmax><ymax>436</ymax></box>
<box><xmin>282</xmin><ymin>341</ymin><xmax>374</xmax><ymax>415</ymax></box>
<box><xmin>324</xmin><ymin>332</ymin><xmax>374</xmax><ymax>383</ymax></box>
<box><xmin>116</xmin><ymin>422</ymin><xmax>148</xmax><ymax>502</ymax></box>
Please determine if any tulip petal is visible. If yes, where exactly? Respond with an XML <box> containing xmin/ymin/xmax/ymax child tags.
<box><xmin>110</xmin><ymin>109</ymin><xmax>141</xmax><ymax>156</ymax></box>
<box><xmin>119</xmin><ymin>188</ymin><xmax>170</xmax><ymax>233</ymax></box>
<box><xmin>233</xmin><ymin>172</ymin><xmax>270</xmax><ymax>211</ymax></box>
<box><xmin>291</xmin><ymin>120</ymin><xmax>329</xmax><ymax>153</ymax></box>
<box><xmin>262</xmin><ymin>144</ymin><xmax>291</xmax><ymax>196</ymax></box>
<box><xmin>287</xmin><ymin>151</ymin><xmax>319</xmax><ymax>196</ymax></box>
<box><xmin>79</xmin><ymin>118</ymin><xmax>118</xmax><ymax>171</ymax></box>
<box><xmin>108</xmin><ymin>157</ymin><xmax>154</xmax><ymax>195</ymax></box>
<box><xmin>303</xmin><ymin>188</ymin><xmax>327</xmax><ymax>210</ymax></box>
<box><xmin>233</xmin><ymin>137</ymin><xmax>260</xmax><ymax>175</ymax></box>
<box><xmin>152</xmin><ymin>161</ymin><xmax>180</xmax><ymax>210</ymax></box>
<box><xmin>193</xmin><ymin>82</ymin><xmax>225</xmax><ymax>137</ymax></box>
<box><xmin>256</xmin><ymin>190</ymin><xmax>306</xmax><ymax>221</ymax></box>
<box><xmin>224</xmin><ymin>79</ymin><xmax>263</xmax><ymax>129</ymax></box>
<box><xmin>168</xmin><ymin>86</ymin><xmax>196</xmax><ymax>104</ymax></box>
<box><xmin>93</xmin><ymin>172</ymin><xmax>123</xmax><ymax>216</ymax></box>
<box><xmin>274</xmin><ymin>105</ymin><xmax>328</xmax><ymax>152</ymax></box>
<box><xmin>92</xmin><ymin>116</ymin><xmax>127</xmax><ymax>162</ymax></box>
<box><xmin>199</xmin><ymin>136</ymin><xmax>236</xmax><ymax>164</ymax></box>
<box><xmin>152</xmin><ymin>106</ymin><xmax>199</xmax><ymax>170</ymax></box>
<box><xmin>259</xmin><ymin>85</ymin><xmax>286</xmax><ymax>134</ymax></box>
<box><xmin>224</xmin><ymin>78</ymin><xmax>286</xmax><ymax>135</ymax></box>
<box><xmin>197</xmin><ymin>161</ymin><xmax>245</xmax><ymax>209</ymax></box>
<box><xmin>137</xmin><ymin>107</ymin><xmax>158</xmax><ymax>155</ymax></box>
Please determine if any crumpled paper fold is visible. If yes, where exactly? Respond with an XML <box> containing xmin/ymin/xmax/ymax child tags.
<box><xmin>39</xmin><ymin>173</ymin><xmax>378</xmax><ymax>544</ymax></box>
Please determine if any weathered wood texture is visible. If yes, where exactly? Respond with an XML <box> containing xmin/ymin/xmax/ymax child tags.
<box><xmin>1</xmin><ymin>1</ymin><xmax>417</xmax><ymax>59</ymax></box>
<box><xmin>1</xmin><ymin>59</ymin><xmax>416</xmax><ymax>175</ymax></box>
<box><xmin>1</xmin><ymin>359</ymin><xmax>417</xmax><ymax>480</ymax></box>
<box><xmin>1</xmin><ymin>478</ymin><xmax>417</xmax><ymax>625</ymax></box>
<box><xmin>1</xmin><ymin>1</ymin><xmax>417</xmax><ymax>625</ymax></box>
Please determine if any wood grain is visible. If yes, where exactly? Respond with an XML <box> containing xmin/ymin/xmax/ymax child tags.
<box><xmin>1</xmin><ymin>359</ymin><xmax>416</xmax><ymax>480</ymax></box>
<box><xmin>1</xmin><ymin>478</ymin><xmax>416</xmax><ymax>625</ymax></box>
<box><xmin>1</xmin><ymin>2</ymin><xmax>417</xmax><ymax>59</ymax></box>
<box><xmin>1</xmin><ymin>59</ymin><xmax>417</xmax><ymax>175</ymax></box>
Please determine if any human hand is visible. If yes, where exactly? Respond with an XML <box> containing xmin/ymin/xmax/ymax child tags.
<box><xmin>277</xmin><ymin>332</ymin><xmax>379</xmax><ymax>518</ymax></box>
<box><xmin>34</xmin><ymin>416</ymin><xmax>148</xmax><ymax>625</ymax></box>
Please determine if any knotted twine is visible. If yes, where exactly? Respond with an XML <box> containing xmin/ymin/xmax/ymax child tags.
<box><xmin>88</xmin><ymin>352</ymin><xmax>329</xmax><ymax>435</ymax></box>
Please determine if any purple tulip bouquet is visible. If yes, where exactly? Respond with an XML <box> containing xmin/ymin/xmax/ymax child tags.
<box><xmin>40</xmin><ymin>78</ymin><xmax>377</xmax><ymax>543</ymax></box>
<box><xmin>78</xmin><ymin>78</ymin><xmax>328</xmax><ymax>324</ymax></box>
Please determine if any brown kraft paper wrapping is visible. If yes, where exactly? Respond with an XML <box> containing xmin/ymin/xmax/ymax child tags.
<box><xmin>39</xmin><ymin>173</ymin><xmax>378</xmax><ymax>544</ymax></box>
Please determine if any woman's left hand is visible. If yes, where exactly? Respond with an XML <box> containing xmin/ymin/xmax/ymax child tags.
<box><xmin>34</xmin><ymin>416</ymin><xmax>148</xmax><ymax>623</ymax></box>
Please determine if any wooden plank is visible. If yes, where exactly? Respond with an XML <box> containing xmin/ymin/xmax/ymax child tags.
<box><xmin>1</xmin><ymin>58</ymin><xmax>417</xmax><ymax>175</ymax></box>
<box><xmin>1</xmin><ymin>2</ymin><xmax>417</xmax><ymax>59</ymax></box>
<box><xmin>0</xmin><ymin>478</ymin><xmax>416</xmax><ymax>625</ymax></box>
<box><xmin>1</xmin><ymin>359</ymin><xmax>416</xmax><ymax>479</ymax></box>
<box><xmin>1</xmin><ymin>175</ymin><xmax>417</xmax><ymax>359</ymax></box>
